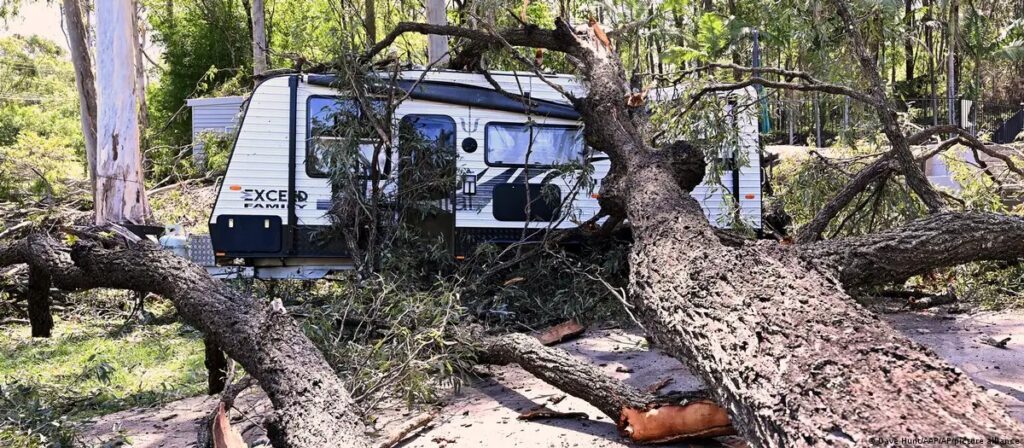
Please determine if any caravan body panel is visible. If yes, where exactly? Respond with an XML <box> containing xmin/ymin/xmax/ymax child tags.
<box><xmin>208</xmin><ymin>71</ymin><xmax>762</xmax><ymax>265</ymax></box>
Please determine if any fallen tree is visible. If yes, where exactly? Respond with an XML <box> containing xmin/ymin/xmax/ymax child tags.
<box><xmin>5</xmin><ymin>7</ymin><xmax>1024</xmax><ymax>448</ymax></box>
<box><xmin>0</xmin><ymin>231</ymin><xmax>371</xmax><ymax>448</ymax></box>
<box><xmin>369</xmin><ymin>10</ymin><xmax>1024</xmax><ymax>446</ymax></box>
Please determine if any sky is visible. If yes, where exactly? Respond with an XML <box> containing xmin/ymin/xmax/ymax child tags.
<box><xmin>1</xmin><ymin>2</ymin><xmax>161</xmax><ymax>60</ymax></box>
<box><xmin>0</xmin><ymin>2</ymin><xmax>70</xmax><ymax>53</ymax></box>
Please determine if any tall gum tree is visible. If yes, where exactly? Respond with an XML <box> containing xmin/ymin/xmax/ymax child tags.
<box><xmin>62</xmin><ymin>0</ymin><xmax>98</xmax><ymax>193</ymax></box>
<box><xmin>95</xmin><ymin>0</ymin><xmax>151</xmax><ymax>225</ymax></box>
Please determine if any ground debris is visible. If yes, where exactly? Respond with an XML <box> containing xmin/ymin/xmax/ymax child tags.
<box><xmin>644</xmin><ymin>377</ymin><xmax>673</xmax><ymax>394</ymax></box>
<box><xmin>534</xmin><ymin>320</ymin><xmax>586</xmax><ymax>346</ymax></box>
<box><xmin>377</xmin><ymin>410</ymin><xmax>438</xmax><ymax>448</ymax></box>
<box><xmin>981</xmin><ymin>336</ymin><xmax>1012</xmax><ymax>349</ymax></box>
<box><xmin>518</xmin><ymin>404</ymin><xmax>589</xmax><ymax>421</ymax></box>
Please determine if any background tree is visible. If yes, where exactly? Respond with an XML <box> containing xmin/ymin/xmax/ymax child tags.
<box><xmin>95</xmin><ymin>0</ymin><xmax>151</xmax><ymax>224</ymax></box>
<box><xmin>61</xmin><ymin>0</ymin><xmax>97</xmax><ymax>193</ymax></box>
<box><xmin>249</xmin><ymin>0</ymin><xmax>267</xmax><ymax>75</ymax></box>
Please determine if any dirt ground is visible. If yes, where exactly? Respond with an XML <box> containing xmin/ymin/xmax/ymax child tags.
<box><xmin>81</xmin><ymin>309</ymin><xmax>1024</xmax><ymax>447</ymax></box>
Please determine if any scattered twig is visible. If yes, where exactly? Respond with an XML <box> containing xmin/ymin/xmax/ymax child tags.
<box><xmin>980</xmin><ymin>336</ymin><xmax>1011</xmax><ymax>349</ymax></box>
<box><xmin>644</xmin><ymin>377</ymin><xmax>673</xmax><ymax>394</ymax></box>
<box><xmin>0</xmin><ymin>221</ymin><xmax>32</xmax><ymax>240</ymax></box>
<box><xmin>518</xmin><ymin>404</ymin><xmax>588</xmax><ymax>421</ymax></box>
<box><xmin>376</xmin><ymin>410</ymin><xmax>439</xmax><ymax>448</ymax></box>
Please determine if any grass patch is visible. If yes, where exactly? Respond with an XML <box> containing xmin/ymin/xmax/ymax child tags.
<box><xmin>0</xmin><ymin>316</ymin><xmax>206</xmax><ymax>446</ymax></box>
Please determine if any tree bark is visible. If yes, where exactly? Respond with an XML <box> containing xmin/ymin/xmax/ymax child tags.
<box><xmin>425</xmin><ymin>0</ymin><xmax>449</xmax><ymax>65</ymax></box>
<box><xmin>904</xmin><ymin>0</ymin><xmax>914</xmax><ymax>82</ymax></box>
<box><xmin>623</xmin><ymin>163</ymin><xmax>1023</xmax><ymax>446</ymax></box>
<box><xmin>364</xmin><ymin>0</ymin><xmax>376</xmax><ymax>46</ymax></box>
<box><xmin>27</xmin><ymin>265</ymin><xmax>53</xmax><ymax>338</ymax></box>
<box><xmin>250</xmin><ymin>0</ymin><xmax>268</xmax><ymax>76</ymax></box>
<box><xmin>926</xmin><ymin>0</ymin><xmax>938</xmax><ymax>126</ymax></box>
<box><xmin>0</xmin><ymin>233</ymin><xmax>371</xmax><ymax>448</ymax></box>
<box><xmin>131</xmin><ymin>0</ymin><xmax>150</xmax><ymax>152</ymax></box>
<box><xmin>798</xmin><ymin>212</ymin><xmax>1024</xmax><ymax>289</ymax></box>
<box><xmin>947</xmin><ymin>0</ymin><xmax>959</xmax><ymax>130</ymax></box>
<box><xmin>95</xmin><ymin>0</ymin><xmax>152</xmax><ymax>225</ymax></box>
<box><xmin>62</xmin><ymin>0</ymin><xmax>98</xmax><ymax>194</ymax></box>
<box><xmin>795</xmin><ymin>155</ymin><xmax>895</xmax><ymax>243</ymax></box>
<box><xmin>205</xmin><ymin>335</ymin><xmax>229</xmax><ymax>395</ymax></box>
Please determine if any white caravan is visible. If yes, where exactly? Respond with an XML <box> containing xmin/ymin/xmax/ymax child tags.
<box><xmin>204</xmin><ymin>71</ymin><xmax>762</xmax><ymax>275</ymax></box>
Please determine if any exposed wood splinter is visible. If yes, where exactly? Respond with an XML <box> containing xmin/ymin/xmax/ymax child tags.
<box><xmin>212</xmin><ymin>403</ymin><xmax>248</xmax><ymax>448</ymax></box>
<box><xmin>619</xmin><ymin>401</ymin><xmax>735</xmax><ymax>444</ymax></box>
<box><xmin>534</xmin><ymin>320</ymin><xmax>586</xmax><ymax>346</ymax></box>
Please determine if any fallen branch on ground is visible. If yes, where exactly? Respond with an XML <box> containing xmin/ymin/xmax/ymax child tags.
<box><xmin>0</xmin><ymin>229</ymin><xmax>371</xmax><ymax>448</ymax></box>
<box><xmin>478</xmin><ymin>333</ymin><xmax>735</xmax><ymax>443</ymax></box>
<box><xmin>797</xmin><ymin>212</ymin><xmax>1024</xmax><ymax>289</ymax></box>
<box><xmin>377</xmin><ymin>410</ymin><xmax>438</xmax><ymax>448</ymax></box>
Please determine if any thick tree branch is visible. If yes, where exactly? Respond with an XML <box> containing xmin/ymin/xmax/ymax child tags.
<box><xmin>798</xmin><ymin>212</ymin><xmax>1024</xmax><ymax>289</ymax></box>
<box><xmin>479</xmin><ymin>333</ymin><xmax>734</xmax><ymax>443</ymax></box>
<box><xmin>0</xmin><ymin>233</ymin><xmax>371</xmax><ymax>448</ymax></box>
<box><xmin>362</xmin><ymin>21</ymin><xmax>579</xmax><ymax>64</ymax></box>
<box><xmin>795</xmin><ymin>155</ymin><xmax>896</xmax><ymax>243</ymax></box>
<box><xmin>685</xmin><ymin>77</ymin><xmax>877</xmax><ymax>113</ymax></box>
<box><xmin>909</xmin><ymin>125</ymin><xmax>1024</xmax><ymax>176</ymax></box>
<box><xmin>797</xmin><ymin>127</ymin><xmax>1024</xmax><ymax>244</ymax></box>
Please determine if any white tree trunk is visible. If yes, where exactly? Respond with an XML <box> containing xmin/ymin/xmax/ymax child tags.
<box><xmin>95</xmin><ymin>0</ymin><xmax>151</xmax><ymax>225</ymax></box>
<box><xmin>426</xmin><ymin>0</ymin><xmax>448</xmax><ymax>65</ymax></box>
<box><xmin>62</xmin><ymin>0</ymin><xmax>98</xmax><ymax>193</ymax></box>
<box><xmin>251</xmin><ymin>0</ymin><xmax>268</xmax><ymax>76</ymax></box>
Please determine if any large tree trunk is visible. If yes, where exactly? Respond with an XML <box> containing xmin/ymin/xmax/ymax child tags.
<box><xmin>904</xmin><ymin>0</ymin><xmax>914</xmax><ymax>82</ymax></box>
<box><xmin>622</xmin><ymin>163</ymin><xmax>1023</xmax><ymax>446</ymax></box>
<box><xmin>947</xmin><ymin>0</ymin><xmax>959</xmax><ymax>130</ymax></box>
<box><xmin>62</xmin><ymin>0</ymin><xmax>98</xmax><ymax>194</ymax></box>
<box><xmin>250</xmin><ymin>0</ymin><xmax>268</xmax><ymax>76</ymax></box>
<box><xmin>95</xmin><ymin>0</ymin><xmax>152</xmax><ymax>225</ymax></box>
<box><xmin>131</xmin><ymin>0</ymin><xmax>150</xmax><ymax>151</ymax></box>
<box><xmin>0</xmin><ymin>233</ymin><xmax>371</xmax><ymax>448</ymax></box>
<box><xmin>364</xmin><ymin>0</ymin><xmax>376</xmax><ymax>45</ymax></box>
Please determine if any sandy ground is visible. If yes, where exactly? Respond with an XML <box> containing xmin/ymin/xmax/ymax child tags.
<box><xmin>82</xmin><ymin>310</ymin><xmax>1024</xmax><ymax>448</ymax></box>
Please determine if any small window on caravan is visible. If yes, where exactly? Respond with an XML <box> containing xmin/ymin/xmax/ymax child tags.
<box><xmin>306</xmin><ymin>96</ymin><xmax>384</xmax><ymax>178</ymax></box>
<box><xmin>484</xmin><ymin>123</ymin><xmax>584</xmax><ymax>167</ymax></box>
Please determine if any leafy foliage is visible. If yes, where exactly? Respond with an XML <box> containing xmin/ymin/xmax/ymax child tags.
<box><xmin>0</xmin><ymin>36</ymin><xmax>86</xmax><ymax>203</ymax></box>
<box><xmin>145</xmin><ymin>0</ymin><xmax>252</xmax><ymax>151</ymax></box>
<box><xmin>0</xmin><ymin>313</ymin><xmax>206</xmax><ymax>445</ymax></box>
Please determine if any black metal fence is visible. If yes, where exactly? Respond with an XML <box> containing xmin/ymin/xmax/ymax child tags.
<box><xmin>756</xmin><ymin>91</ymin><xmax>1024</xmax><ymax>146</ymax></box>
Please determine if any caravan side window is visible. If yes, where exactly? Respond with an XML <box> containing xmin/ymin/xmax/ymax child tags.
<box><xmin>484</xmin><ymin>123</ymin><xmax>584</xmax><ymax>167</ymax></box>
<box><xmin>306</xmin><ymin>96</ymin><xmax>384</xmax><ymax>178</ymax></box>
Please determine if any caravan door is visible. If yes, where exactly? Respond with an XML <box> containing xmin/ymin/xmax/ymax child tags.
<box><xmin>398</xmin><ymin>114</ymin><xmax>458</xmax><ymax>253</ymax></box>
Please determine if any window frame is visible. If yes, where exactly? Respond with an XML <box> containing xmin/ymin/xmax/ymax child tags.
<box><xmin>482</xmin><ymin>122</ymin><xmax>585</xmax><ymax>168</ymax></box>
<box><xmin>305</xmin><ymin>95</ymin><xmax>384</xmax><ymax>178</ymax></box>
